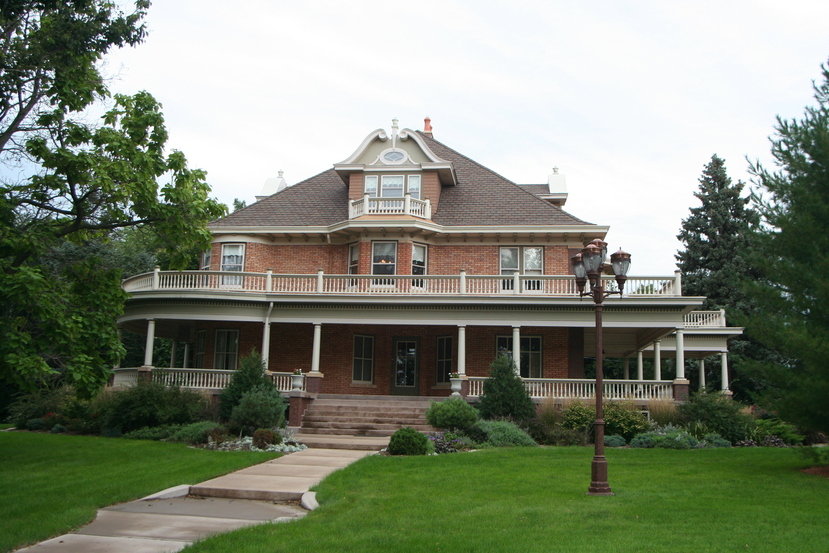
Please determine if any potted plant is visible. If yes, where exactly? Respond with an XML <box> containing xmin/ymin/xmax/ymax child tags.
<box><xmin>449</xmin><ymin>372</ymin><xmax>463</xmax><ymax>396</ymax></box>
<box><xmin>291</xmin><ymin>369</ymin><xmax>304</xmax><ymax>391</ymax></box>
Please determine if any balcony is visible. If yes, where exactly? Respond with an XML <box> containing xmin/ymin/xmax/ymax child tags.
<box><xmin>123</xmin><ymin>269</ymin><xmax>684</xmax><ymax>297</ymax></box>
<box><xmin>349</xmin><ymin>194</ymin><xmax>431</xmax><ymax>219</ymax></box>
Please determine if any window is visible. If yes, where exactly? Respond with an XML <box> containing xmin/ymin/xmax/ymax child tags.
<box><xmin>412</xmin><ymin>243</ymin><xmax>427</xmax><ymax>288</ymax></box>
<box><xmin>214</xmin><ymin>329</ymin><xmax>239</xmax><ymax>370</ymax></box>
<box><xmin>496</xmin><ymin>335</ymin><xmax>542</xmax><ymax>378</ymax></box>
<box><xmin>353</xmin><ymin>335</ymin><xmax>374</xmax><ymax>382</ymax></box>
<box><xmin>372</xmin><ymin>241</ymin><xmax>396</xmax><ymax>285</ymax></box>
<box><xmin>221</xmin><ymin>243</ymin><xmax>245</xmax><ymax>286</ymax></box>
<box><xmin>381</xmin><ymin>175</ymin><xmax>404</xmax><ymax>197</ymax></box>
<box><xmin>364</xmin><ymin>175</ymin><xmax>378</xmax><ymax>197</ymax></box>
<box><xmin>200</xmin><ymin>250</ymin><xmax>211</xmax><ymax>271</ymax></box>
<box><xmin>500</xmin><ymin>246</ymin><xmax>543</xmax><ymax>291</ymax></box>
<box><xmin>408</xmin><ymin>175</ymin><xmax>421</xmax><ymax>199</ymax></box>
<box><xmin>436</xmin><ymin>336</ymin><xmax>452</xmax><ymax>383</ymax></box>
<box><xmin>349</xmin><ymin>244</ymin><xmax>360</xmax><ymax>274</ymax></box>
<box><xmin>193</xmin><ymin>330</ymin><xmax>206</xmax><ymax>368</ymax></box>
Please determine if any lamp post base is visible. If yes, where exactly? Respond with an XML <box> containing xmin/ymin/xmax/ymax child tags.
<box><xmin>587</xmin><ymin>455</ymin><xmax>614</xmax><ymax>496</ymax></box>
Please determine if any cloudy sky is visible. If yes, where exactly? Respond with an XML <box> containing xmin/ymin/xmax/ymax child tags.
<box><xmin>105</xmin><ymin>0</ymin><xmax>829</xmax><ymax>274</ymax></box>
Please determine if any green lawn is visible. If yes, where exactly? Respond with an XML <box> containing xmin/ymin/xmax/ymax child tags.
<box><xmin>186</xmin><ymin>447</ymin><xmax>829</xmax><ymax>553</ymax></box>
<box><xmin>0</xmin><ymin>432</ymin><xmax>277</xmax><ymax>553</ymax></box>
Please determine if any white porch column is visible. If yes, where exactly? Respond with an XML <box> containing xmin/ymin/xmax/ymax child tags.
<box><xmin>310</xmin><ymin>323</ymin><xmax>322</xmax><ymax>374</ymax></box>
<box><xmin>720</xmin><ymin>352</ymin><xmax>729</xmax><ymax>391</ymax></box>
<box><xmin>699</xmin><ymin>358</ymin><xmax>707</xmax><ymax>390</ymax></box>
<box><xmin>182</xmin><ymin>343</ymin><xmax>190</xmax><ymax>369</ymax></box>
<box><xmin>675</xmin><ymin>329</ymin><xmax>686</xmax><ymax>379</ymax></box>
<box><xmin>143</xmin><ymin>319</ymin><xmax>156</xmax><ymax>367</ymax></box>
<box><xmin>169</xmin><ymin>341</ymin><xmax>177</xmax><ymax>368</ymax></box>
<box><xmin>623</xmin><ymin>358</ymin><xmax>630</xmax><ymax>379</ymax></box>
<box><xmin>457</xmin><ymin>325</ymin><xmax>466</xmax><ymax>375</ymax></box>
<box><xmin>636</xmin><ymin>350</ymin><xmax>644</xmax><ymax>381</ymax></box>
<box><xmin>654</xmin><ymin>340</ymin><xmax>662</xmax><ymax>380</ymax></box>
<box><xmin>512</xmin><ymin>326</ymin><xmax>521</xmax><ymax>376</ymax></box>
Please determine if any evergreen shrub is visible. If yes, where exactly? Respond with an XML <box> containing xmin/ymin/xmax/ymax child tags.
<box><xmin>253</xmin><ymin>428</ymin><xmax>281</xmax><ymax>449</ymax></box>
<box><xmin>388</xmin><ymin>427</ymin><xmax>429</xmax><ymax>455</ymax></box>
<box><xmin>100</xmin><ymin>381</ymin><xmax>208</xmax><ymax>433</ymax></box>
<box><xmin>426</xmin><ymin>398</ymin><xmax>479</xmax><ymax>432</ymax></box>
<box><xmin>168</xmin><ymin>421</ymin><xmax>224</xmax><ymax>444</ymax></box>
<box><xmin>604</xmin><ymin>434</ymin><xmax>626</xmax><ymax>447</ymax></box>
<box><xmin>228</xmin><ymin>387</ymin><xmax>285</xmax><ymax>436</ymax></box>
<box><xmin>678</xmin><ymin>392</ymin><xmax>754</xmax><ymax>443</ymax></box>
<box><xmin>219</xmin><ymin>351</ymin><xmax>274</xmax><ymax>421</ymax></box>
<box><xmin>753</xmin><ymin>417</ymin><xmax>804</xmax><ymax>445</ymax></box>
<box><xmin>123</xmin><ymin>424</ymin><xmax>183</xmax><ymax>440</ymax></box>
<box><xmin>477</xmin><ymin>355</ymin><xmax>535</xmax><ymax>424</ymax></box>
<box><xmin>472</xmin><ymin>419</ymin><xmax>537</xmax><ymax>447</ymax></box>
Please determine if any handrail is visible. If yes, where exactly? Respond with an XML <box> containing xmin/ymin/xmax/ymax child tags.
<box><xmin>467</xmin><ymin>377</ymin><xmax>674</xmax><ymax>400</ymax></box>
<box><xmin>123</xmin><ymin>270</ymin><xmax>684</xmax><ymax>297</ymax></box>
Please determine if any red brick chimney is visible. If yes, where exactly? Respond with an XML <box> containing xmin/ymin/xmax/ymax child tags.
<box><xmin>423</xmin><ymin>116</ymin><xmax>433</xmax><ymax>137</ymax></box>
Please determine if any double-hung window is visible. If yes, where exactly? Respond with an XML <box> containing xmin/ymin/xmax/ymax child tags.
<box><xmin>353</xmin><ymin>335</ymin><xmax>374</xmax><ymax>382</ymax></box>
<box><xmin>372</xmin><ymin>241</ymin><xmax>396</xmax><ymax>285</ymax></box>
<box><xmin>221</xmin><ymin>244</ymin><xmax>245</xmax><ymax>287</ymax></box>
<box><xmin>214</xmin><ymin>329</ymin><xmax>239</xmax><ymax>370</ymax></box>
<box><xmin>412</xmin><ymin>243</ymin><xmax>427</xmax><ymax>288</ymax></box>
<box><xmin>496</xmin><ymin>335</ymin><xmax>542</xmax><ymax>378</ymax></box>
<box><xmin>436</xmin><ymin>336</ymin><xmax>453</xmax><ymax>383</ymax></box>
<box><xmin>364</xmin><ymin>175</ymin><xmax>422</xmax><ymax>199</ymax></box>
<box><xmin>348</xmin><ymin>244</ymin><xmax>360</xmax><ymax>286</ymax></box>
<box><xmin>500</xmin><ymin>246</ymin><xmax>543</xmax><ymax>291</ymax></box>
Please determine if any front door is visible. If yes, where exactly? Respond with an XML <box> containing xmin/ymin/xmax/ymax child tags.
<box><xmin>391</xmin><ymin>338</ymin><xmax>418</xmax><ymax>395</ymax></box>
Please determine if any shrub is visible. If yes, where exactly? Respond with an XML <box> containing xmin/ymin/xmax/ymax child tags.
<box><xmin>604</xmin><ymin>434</ymin><xmax>626</xmax><ymax>447</ymax></box>
<box><xmin>472</xmin><ymin>419</ymin><xmax>537</xmax><ymax>448</ymax></box>
<box><xmin>701</xmin><ymin>433</ymin><xmax>732</xmax><ymax>448</ymax></box>
<box><xmin>25</xmin><ymin>418</ymin><xmax>49</xmax><ymax>431</ymax></box>
<box><xmin>630</xmin><ymin>426</ymin><xmax>698</xmax><ymax>449</ymax></box>
<box><xmin>678</xmin><ymin>392</ymin><xmax>754</xmax><ymax>444</ymax></box>
<box><xmin>219</xmin><ymin>351</ymin><xmax>273</xmax><ymax>421</ymax></box>
<box><xmin>123</xmin><ymin>424</ymin><xmax>183</xmax><ymax>441</ymax></box>
<box><xmin>168</xmin><ymin>421</ymin><xmax>225</xmax><ymax>444</ymax></box>
<box><xmin>100</xmin><ymin>381</ymin><xmax>208</xmax><ymax>434</ymax></box>
<box><xmin>527</xmin><ymin>420</ymin><xmax>588</xmax><ymax>446</ymax></box>
<box><xmin>561</xmin><ymin>402</ymin><xmax>595</xmax><ymax>433</ymax></box>
<box><xmin>228</xmin><ymin>387</ymin><xmax>286</xmax><ymax>436</ymax></box>
<box><xmin>477</xmin><ymin>355</ymin><xmax>535</xmax><ymax>424</ymax></box>
<box><xmin>426</xmin><ymin>398</ymin><xmax>479</xmax><ymax>432</ymax></box>
<box><xmin>8</xmin><ymin>386</ymin><xmax>74</xmax><ymax>428</ymax></box>
<box><xmin>753</xmin><ymin>418</ymin><xmax>804</xmax><ymax>445</ymax></box>
<box><xmin>798</xmin><ymin>446</ymin><xmax>829</xmax><ymax>466</ymax></box>
<box><xmin>388</xmin><ymin>427</ymin><xmax>429</xmax><ymax>455</ymax></box>
<box><xmin>253</xmin><ymin>428</ymin><xmax>281</xmax><ymax>449</ymax></box>
<box><xmin>629</xmin><ymin>432</ymin><xmax>658</xmax><ymax>448</ymax></box>
<box><xmin>208</xmin><ymin>426</ymin><xmax>230</xmax><ymax>445</ymax></box>
<box><xmin>604</xmin><ymin>402</ymin><xmax>650</xmax><ymax>441</ymax></box>
<box><xmin>647</xmin><ymin>399</ymin><xmax>682</xmax><ymax>426</ymax></box>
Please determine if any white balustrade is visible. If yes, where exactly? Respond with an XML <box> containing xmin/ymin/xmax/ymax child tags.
<box><xmin>348</xmin><ymin>196</ymin><xmax>432</xmax><ymax>219</ymax></box>
<box><xmin>684</xmin><ymin>310</ymin><xmax>726</xmax><ymax>327</ymax></box>
<box><xmin>267</xmin><ymin>372</ymin><xmax>299</xmax><ymax>392</ymax></box>
<box><xmin>110</xmin><ymin>368</ymin><xmax>138</xmax><ymax>387</ymax></box>
<box><xmin>122</xmin><ymin>271</ymin><xmax>686</xmax><ymax>298</ymax></box>
<box><xmin>467</xmin><ymin>377</ymin><xmax>673</xmax><ymax>400</ymax></box>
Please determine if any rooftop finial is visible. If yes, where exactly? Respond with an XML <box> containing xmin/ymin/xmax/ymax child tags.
<box><xmin>278</xmin><ymin>169</ymin><xmax>284</xmax><ymax>178</ymax></box>
<box><xmin>553</xmin><ymin>166</ymin><xmax>559</xmax><ymax>174</ymax></box>
<box><xmin>391</xmin><ymin>118</ymin><xmax>399</xmax><ymax>148</ymax></box>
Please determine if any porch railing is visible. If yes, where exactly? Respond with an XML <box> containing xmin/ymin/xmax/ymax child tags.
<box><xmin>467</xmin><ymin>377</ymin><xmax>674</xmax><ymax>401</ymax></box>
<box><xmin>349</xmin><ymin>194</ymin><xmax>432</xmax><ymax>219</ymax></box>
<box><xmin>684</xmin><ymin>309</ymin><xmax>726</xmax><ymax>327</ymax></box>
<box><xmin>124</xmin><ymin>269</ymin><xmax>683</xmax><ymax>297</ymax></box>
<box><xmin>110</xmin><ymin>368</ymin><xmax>300</xmax><ymax>392</ymax></box>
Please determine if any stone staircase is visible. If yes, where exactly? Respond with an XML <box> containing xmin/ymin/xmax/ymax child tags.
<box><xmin>293</xmin><ymin>394</ymin><xmax>438</xmax><ymax>450</ymax></box>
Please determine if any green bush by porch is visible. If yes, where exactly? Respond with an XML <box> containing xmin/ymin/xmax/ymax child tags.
<box><xmin>0</xmin><ymin>432</ymin><xmax>276</xmax><ymax>553</ymax></box>
<box><xmin>184</xmin><ymin>447</ymin><xmax>829</xmax><ymax>553</ymax></box>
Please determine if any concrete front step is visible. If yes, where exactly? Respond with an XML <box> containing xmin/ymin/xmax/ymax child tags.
<box><xmin>302</xmin><ymin>419</ymin><xmax>433</xmax><ymax>430</ymax></box>
<box><xmin>299</xmin><ymin>426</ymin><xmax>432</xmax><ymax>437</ymax></box>
<box><xmin>305</xmin><ymin>406</ymin><xmax>429</xmax><ymax>416</ymax></box>
<box><xmin>302</xmin><ymin>415</ymin><xmax>429</xmax><ymax>425</ymax></box>
<box><xmin>294</xmin><ymin>433</ymin><xmax>390</xmax><ymax>450</ymax></box>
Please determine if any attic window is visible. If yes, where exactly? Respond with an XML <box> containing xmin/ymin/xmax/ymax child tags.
<box><xmin>380</xmin><ymin>148</ymin><xmax>407</xmax><ymax>165</ymax></box>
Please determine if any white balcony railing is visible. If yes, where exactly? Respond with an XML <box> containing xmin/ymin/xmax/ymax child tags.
<box><xmin>124</xmin><ymin>269</ymin><xmax>684</xmax><ymax>297</ymax></box>
<box><xmin>349</xmin><ymin>194</ymin><xmax>431</xmax><ymax>219</ymax></box>
<box><xmin>110</xmin><ymin>368</ymin><xmax>300</xmax><ymax>393</ymax></box>
<box><xmin>467</xmin><ymin>377</ymin><xmax>674</xmax><ymax>401</ymax></box>
<box><xmin>684</xmin><ymin>309</ymin><xmax>726</xmax><ymax>327</ymax></box>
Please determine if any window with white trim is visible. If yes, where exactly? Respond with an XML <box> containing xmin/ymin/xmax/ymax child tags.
<box><xmin>412</xmin><ymin>243</ymin><xmax>426</xmax><ymax>288</ymax></box>
<box><xmin>200</xmin><ymin>250</ymin><xmax>211</xmax><ymax>271</ymax></box>
<box><xmin>436</xmin><ymin>336</ymin><xmax>452</xmax><ymax>383</ymax></box>
<box><xmin>349</xmin><ymin>244</ymin><xmax>360</xmax><ymax>274</ymax></box>
<box><xmin>500</xmin><ymin>246</ymin><xmax>543</xmax><ymax>290</ymax></box>
<box><xmin>214</xmin><ymin>329</ymin><xmax>239</xmax><ymax>370</ymax></box>
<box><xmin>372</xmin><ymin>241</ymin><xmax>396</xmax><ymax>285</ymax></box>
<box><xmin>221</xmin><ymin>243</ymin><xmax>245</xmax><ymax>286</ymax></box>
<box><xmin>496</xmin><ymin>335</ymin><xmax>542</xmax><ymax>378</ymax></box>
<box><xmin>363</xmin><ymin>175</ymin><xmax>422</xmax><ymax>199</ymax></box>
<box><xmin>353</xmin><ymin>335</ymin><xmax>374</xmax><ymax>382</ymax></box>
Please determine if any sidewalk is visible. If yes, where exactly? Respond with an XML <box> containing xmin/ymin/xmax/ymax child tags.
<box><xmin>16</xmin><ymin>447</ymin><xmax>376</xmax><ymax>553</ymax></box>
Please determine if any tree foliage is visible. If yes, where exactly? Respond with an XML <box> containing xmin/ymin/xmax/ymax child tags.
<box><xmin>742</xmin><ymin>62</ymin><xmax>829</xmax><ymax>433</ymax></box>
<box><xmin>477</xmin><ymin>355</ymin><xmax>535</xmax><ymax>425</ymax></box>
<box><xmin>0</xmin><ymin>1</ymin><xmax>226</xmax><ymax>397</ymax></box>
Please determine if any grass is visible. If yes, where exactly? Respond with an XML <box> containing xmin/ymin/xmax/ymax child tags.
<box><xmin>185</xmin><ymin>447</ymin><xmax>829</xmax><ymax>553</ymax></box>
<box><xmin>0</xmin><ymin>432</ymin><xmax>277</xmax><ymax>552</ymax></box>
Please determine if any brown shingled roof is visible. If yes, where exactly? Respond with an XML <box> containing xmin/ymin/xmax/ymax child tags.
<box><xmin>211</xmin><ymin>131</ymin><xmax>594</xmax><ymax>228</ymax></box>
<box><xmin>419</xmin><ymin>132</ymin><xmax>592</xmax><ymax>226</ymax></box>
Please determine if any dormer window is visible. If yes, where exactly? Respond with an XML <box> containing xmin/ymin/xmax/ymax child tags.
<box><xmin>364</xmin><ymin>175</ymin><xmax>421</xmax><ymax>199</ymax></box>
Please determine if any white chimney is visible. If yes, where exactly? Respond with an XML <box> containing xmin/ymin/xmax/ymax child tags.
<box><xmin>548</xmin><ymin>166</ymin><xmax>567</xmax><ymax>194</ymax></box>
<box><xmin>256</xmin><ymin>170</ymin><xmax>289</xmax><ymax>201</ymax></box>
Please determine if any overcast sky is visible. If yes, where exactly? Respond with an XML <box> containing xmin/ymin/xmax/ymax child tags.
<box><xmin>105</xmin><ymin>0</ymin><xmax>829</xmax><ymax>275</ymax></box>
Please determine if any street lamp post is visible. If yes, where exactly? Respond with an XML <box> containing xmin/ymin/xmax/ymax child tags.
<box><xmin>572</xmin><ymin>239</ymin><xmax>631</xmax><ymax>496</ymax></box>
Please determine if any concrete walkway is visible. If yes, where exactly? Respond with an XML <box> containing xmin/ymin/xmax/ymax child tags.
<box><xmin>16</xmin><ymin>448</ymin><xmax>376</xmax><ymax>553</ymax></box>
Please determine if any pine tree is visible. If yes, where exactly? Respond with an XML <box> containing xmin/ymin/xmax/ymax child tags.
<box><xmin>742</xmin><ymin>62</ymin><xmax>829</xmax><ymax>434</ymax></box>
<box><xmin>675</xmin><ymin>156</ymin><xmax>765</xmax><ymax>396</ymax></box>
